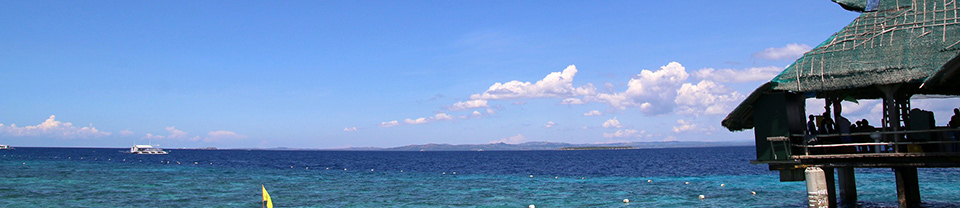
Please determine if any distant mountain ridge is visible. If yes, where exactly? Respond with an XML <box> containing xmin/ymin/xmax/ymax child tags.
<box><xmin>335</xmin><ymin>140</ymin><xmax>753</xmax><ymax>151</ymax></box>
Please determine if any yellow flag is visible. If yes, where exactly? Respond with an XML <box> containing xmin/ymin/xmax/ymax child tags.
<box><xmin>261</xmin><ymin>185</ymin><xmax>273</xmax><ymax>208</ymax></box>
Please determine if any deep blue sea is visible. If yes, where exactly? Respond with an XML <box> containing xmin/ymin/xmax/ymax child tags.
<box><xmin>1</xmin><ymin>146</ymin><xmax>959</xmax><ymax>207</ymax></box>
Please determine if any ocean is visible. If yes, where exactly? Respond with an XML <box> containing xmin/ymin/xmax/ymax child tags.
<box><xmin>1</xmin><ymin>146</ymin><xmax>958</xmax><ymax>207</ymax></box>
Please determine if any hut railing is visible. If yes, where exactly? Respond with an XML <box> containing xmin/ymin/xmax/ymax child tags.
<box><xmin>788</xmin><ymin>128</ymin><xmax>960</xmax><ymax>156</ymax></box>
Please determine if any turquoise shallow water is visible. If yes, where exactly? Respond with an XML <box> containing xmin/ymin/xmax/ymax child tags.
<box><xmin>1</xmin><ymin>147</ymin><xmax>958</xmax><ymax>207</ymax></box>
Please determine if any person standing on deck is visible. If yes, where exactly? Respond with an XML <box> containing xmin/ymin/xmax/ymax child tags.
<box><xmin>950</xmin><ymin>108</ymin><xmax>960</xmax><ymax>152</ymax></box>
<box><xmin>807</xmin><ymin>114</ymin><xmax>819</xmax><ymax>144</ymax></box>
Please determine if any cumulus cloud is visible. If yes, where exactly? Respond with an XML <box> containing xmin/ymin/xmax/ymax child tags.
<box><xmin>752</xmin><ymin>43</ymin><xmax>812</xmax><ymax>60</ymax></box>
<box><xmin>674</xmin><ymin>80</ymin><xmax>744</xmax><ymax>116</ymax></box>
<box><xmin>470</xmin><ymin>65</ymin><xmax>596</xmax><ymax>100</ymax></box>
<box><xmin>694</xmin><ymin>66</ymin><xmax>782</xmax><ymax>83</ymax></box>
<box><xmin>543</xmin><ymin>121</ymin><xmax>556</xmax><ymax>128</ymax></box>
<box><xmin>343</xmin><ymin>127</ymin><xmax>358</xmax><ymax>132</ymax></box>
<box><xmin>0</xmin><ymin>115</ymin><xmax>111</xmax><ymax>139</ymax></box>
<box><xmin>592</xmin><ymin>62</ymin><xmax>690</xmax><ymax>115</ymax></box>
<box><xmin>602</xmin><ymin>117</ymin><xmax>622</xmax><ymax>128</ymax></box>
<box><xmin>404</xmin><ymin>117</ymin><xmax>429</xmax><ymax>125</ymax></box>
<box><xmin>164</xmin><ymin>126</ymin><xmax>188</xmax><ymax>139</ymax></box>
<box><xmin>672</xmin><ymin>119</ymin><xmax>697</xmax><ymax>133</ymax></box>
<box><xmin>379</xmin><ymin>120</ymin><xmax>400</xmax><ymax>127</ymax></box>
<box><xmin>583</xmin><ymin>110</ymin><xmax>603</xmax><ymax>116</ymax></box>
<box><xmin>449</xmin><ymin>100</ymin><xmax>489</xmax><ymax>111</ymax></box>
<box><xmin>203</xmin><ymin>130</ymin><xmax>246</xmax><ymax>142</ymax></box>
<box><xmin>560</xmin><ymin>98</ymin><xmax>585</xmax><ymax>105</ymax></box>
<box><xmin>142</xmin><ymin>126</ymin><xmax>194</xmax><ymax>140</ymax></box>
<box><xmin>434</xmin><ymin>113</ymin><xmax>454</xmax><ymax>121</ymax></box>
<box><xmin>472</xmin><ymin>111</ymin><xmax>483</xmax><ymax>117</ymax></box>
<box><xmin>119</xmin><ymin>130</ymin><xmax>135</xmax><ymax>136</ymax></box>
<box><xmin>491</xmin><ymin>134</ymin><xmax>527</xmax><ymax>144</ymax></box>
<box><xmin>603</xmin><ymin>129</ymin><xmax>640</xmax><ymax>138</ymax></box>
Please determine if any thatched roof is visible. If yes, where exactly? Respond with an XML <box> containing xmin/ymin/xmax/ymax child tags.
<box><xmin>723</xmin><ymin>0</ymin><xmax>960</xmax><ymax>131</ymax></box>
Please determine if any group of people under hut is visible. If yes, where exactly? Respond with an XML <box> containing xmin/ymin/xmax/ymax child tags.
<box><xmin>804</xmin><ymin>102</ymin><xmax>960</xmax><ymax>155</ymax></box>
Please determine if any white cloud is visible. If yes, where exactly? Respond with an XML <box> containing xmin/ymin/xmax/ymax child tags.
<box><xmin>543</xmin><ymin>121</ymin><xmax>556</xmax><ymax>128</ymax></box>
<box><xmin>672</xmin><ymin>119</ymin><xmax>697</xmax><ymax>133</ymax></box>
<box><xmin>694</xmin><ymin>66</ymin><xmax>782</xmax><ymax>83</ymax></box>
<box><xmin>491</xmin><ymin>134</ymin><xmax>527</xmax><ymax>144</ymax></box>
<box><xmin>486</xmin><ymin>108</ymin><xmax>496</xmax><ymax>114</ymax></box>
<box><xmin>470</xmin><ymin>65</ymin><xmax>596</xmax><ymax>100</ymax></box>
<box><xmin>343</xmin><ymin>127</ymin><xmax>358</xmax><ymax>132</ymax></box>
<box><xmin>449</xmin><ymin>100</ymin><xmax>489</xmax><ymax>111</ymax></box>
<box><xmin>203</xmin><ymin>130</ymin><xmax>246</xmax><ymax>142</ymax></box>
<box><xmin>163</xmin><ymin>126</ymin><xmax>188</xmax><ymax>139</ymax></box>
<box><xmin>592</xmin><ymin>62</ymin><xmax>690</xmax><ymax>115</ymax></box>
<box><xmin>0</xmin><ymin>115</ymin><xmax>111</xmax><ymax>139</ymax></box>
<box><xmin>752</xmin><ymin>43</ymin><xmax>812</xmax><ymax>60</ymax></box>
<box><xmin>603</xmin><ymin>129</ymin><xmax>640</xmax><ymax>138</ymax></box>
<box><xmin>471</xmin><ymin>111</ymin><xmax>483</xmax><ymax>117</ymax></box>
<box><xmin>404</xmin><ymin>117</ymin><xmax>429</xmax><ymax>124</ymax></box>
<box><xmin>119</xmin><ymin>130</ymin><xmax>135</xmax><ymax>136</ymax></box>
<box><xmin>560</xmin><ymin>98</ymin><xmax>584</xmax><ymax>105</ymax></box>
<box><xmin>142</xmin><ymin>126</ymin><xmax>199</xmax><ymax>141</ymax></box>
<box><xmin>583</xmin><ymin>110</ymin><xmax>603</xmax><ymax>116</ymax></box>
<box><xmin>434</xmin><ymin>113</ymin><xmax>454</xmax><ymax>121</ymax></box>
<box><xmin>142</xmin><ymin>133</ymin><xmax>164</xmax><ymax>140</ymax></box>
<box><xmin>379</xmin><ymin>120</ymin><xmax>400</xmax><ymax>127</ymax></box>
<box><xmin>602</xmin><ymin>117</ymin><xmax>622</xmax><ymax>128</ymax></box>
<box><xmin>675</xmin><ymin>80</ymin><xmax>744</xmax><ymax>116</ymax></box>
<box><xmin>513</xmin><ymin>100</ymin><xmax>527</xmax><ymax>105</ymax></box>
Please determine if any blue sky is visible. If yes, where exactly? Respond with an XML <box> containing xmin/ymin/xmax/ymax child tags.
<box><xmin>3</xmin><ymin>0</ymin><xmax>925</xmax><ymax>148</ymax></box>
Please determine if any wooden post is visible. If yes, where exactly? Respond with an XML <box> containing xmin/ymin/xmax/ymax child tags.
<box><xmin>806</xmin><ymin>167</ymin><xmax>830</xmax><ymax>208</ymax></box>
<box><xmin>823</xmin><ymin>167</ymin><xmax>838</xmax><ymax>208</ymax></box>
<box><xmin>894</xmin><ymin>167</ymin><xmax>921</xmax><ymax>208</ymax></box>
<box><xmin>837</xmin><ymin>167</ymin><xmax>857</xmax><ymax>207</ymax></box>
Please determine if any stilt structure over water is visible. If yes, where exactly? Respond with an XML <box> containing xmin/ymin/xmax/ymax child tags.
<box><xmin>723</xmin><ymin>0</ymin><xmax>960</xmax><ymax>207</ymax></box>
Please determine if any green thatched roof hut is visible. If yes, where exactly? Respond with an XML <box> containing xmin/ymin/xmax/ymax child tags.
<box><xmin>724</xmin><ymin>0</ymin><xmax>960</xmax><ymax>131</ymax></box>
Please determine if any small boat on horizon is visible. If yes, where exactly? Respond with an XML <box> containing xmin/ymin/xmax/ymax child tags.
<box><xmin>0</xmin><ymin>145</ymin><xmax>12</xmax><ymax>150</ymax></box>
<box><xmin>123</xmin><ymin>145</ymin><xmax>168</xmax><ymax>154</ymax></box>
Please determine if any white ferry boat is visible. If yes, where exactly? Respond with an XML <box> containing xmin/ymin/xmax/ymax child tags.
<box><xmin>0</xmin><ymin>145</ymin><xmax>12</xmax><ymax>150</ymax></box>
<box><xmin>125</xmin><ymin>145</ymin><xmax>168</xmax><ymax>154</ymax></box>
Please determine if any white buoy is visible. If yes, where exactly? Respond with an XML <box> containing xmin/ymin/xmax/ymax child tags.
<box><xmin>291</xmin><ymin>166</ymin><xmax>294</xmax><ymax>169</ymax></box>
<box><xmin>370</xmin><ymin>169</ymin><xmax>374</xmax><ymax>171</ymax></box>
<box><xmin>209</xmin><ymin>163</ymin><xmax>213</xmax><ymax>165</ymax></box>
<box><xmin>306</xmin><ymin>167</ymin><xmax>309</xmax><ymax>169</ymax></box>
<box><xmin>195</xmin><ymin>162</ymin><xmax>198</xmax><ymax>164</ymax></box>
<box><xmin>400</xmin><ymin>170</ymin><xmax>403</xmax><ymax>172</ymax></box>
<box><xmin>685</xmin><ymin>182</ymin><xmax>690</xmax><ymax>185</ymax></box>
<box><xmin>751</xmin><ymin>191</ymin><xmax>757</xmax><ymax>195</ymax></box>
<box><xmin>554</xmin><ymin>176</ymin><xmax>558</xmax><ymax>179</ymax></box>
<box><xmin>344</xmin><ymin>168</ymin><xmax>347</xmax><ymax>171</ymax></box>
<box><xmin>699</xmin><ymin>195</ymin><xmax>705</xmax><ymax>200</ymax></box>
<box><xmin>623</xmin><ymin>199</ymin><xmax>630</xmax><ymax>203</ymax></box>
<box><xmin>581</xmin><ymin>177</ymin><xmax>585</xmax><ymax>180</ymax></box>
<box><xmin>530</xmin><ymin>175</ymin><xmax>534</xmax><ymax>178</ymax></box>
<box><xmin>529</xmin><ymin>205</ymin><xmax>535</xmax><ymax>208</ymax></box>
<box><xmin>442</xmin><ymin>172</ymin><xmax>446</xmax><ymax>175</ymax></box>
<box><xmin>326</xmin><ymin>167</ymin><xmax>330</xmax><ymax>170</ymax></box>
<box><xmin>453</xmin><ymin>172</ymin><xmax>456</xmax><ymax>175</ymax></box>
<box><xmin>720</xmin><ymin>184</ymin><xmax>725</xmax><ymax>187</ymax></box>
<box><xmin>648</xmin><ymin>180</ymin><xmax>652</xmax><ymax>183</ymax></box>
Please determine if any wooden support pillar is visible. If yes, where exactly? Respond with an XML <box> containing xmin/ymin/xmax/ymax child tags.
<box><xmin>824</xmin><ymin>167</ymin><xmax>838</xmax><ymax>208</ymax></box>
<box><xmin>894</xmin><ymin>167</ymin><xmax>921</xmax><ymax>208</ymax></box>
<box><xmin>837</xmin><ymin>167</ymin><xmax>857</xmax><ymax>207</ymax></box>
<box><xmin>806</xmin><ymin>167</ymin><xmax>830</xmax><ymax>208</ymax></box>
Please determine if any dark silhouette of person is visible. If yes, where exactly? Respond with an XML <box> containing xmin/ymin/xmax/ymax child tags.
<box><xmin>818</xmin><ymin>112</ymin><xmax>836</xmax><ymax>135</ymax></box>
<box><xmin>950</xmin><ymin>108</ymin><xmax>960</xmax><ymax>152</ymax></box>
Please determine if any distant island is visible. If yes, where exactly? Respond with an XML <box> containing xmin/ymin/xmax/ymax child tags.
<box><xmin>558</xmin><ymin>146</ymin><xmax>636</xmax><ymax>150</ymax></box>
<box><xmin>328</xmin><ymin>140</ymin><xmax>753</xmax><ymax>151</ymax></box>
